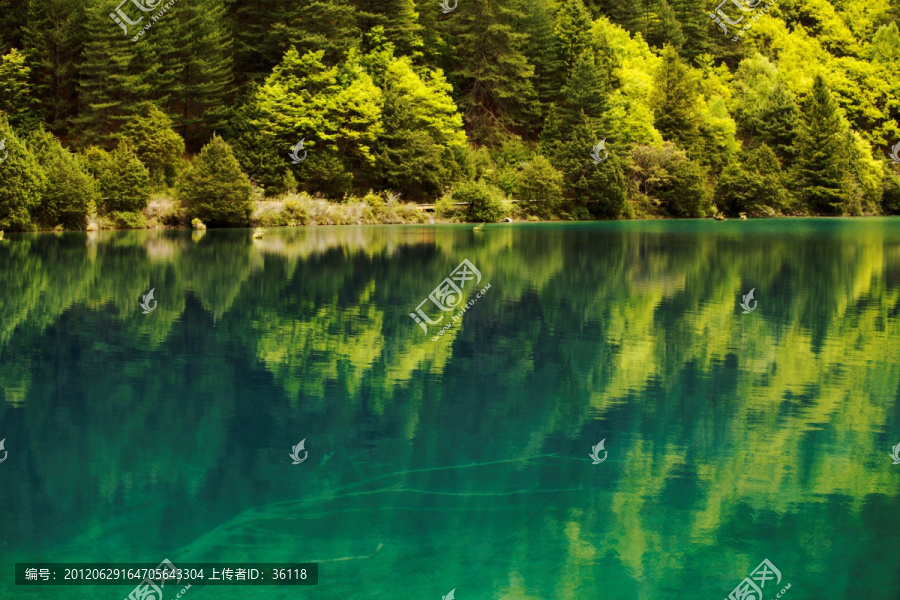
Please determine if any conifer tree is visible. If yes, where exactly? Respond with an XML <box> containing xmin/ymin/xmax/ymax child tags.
<box><xmin>651</xmin><ymin>45</ymin><xmax>701</xmax><ymax>150</ymax></box>
<box><xmin>154</xmin><ymin>0</ymin><xmax>234</xmax><ymax>150</ymax></box>
<box><xmin>176</xmin><ymin>134</ymin><xmax>253</xmax><ymax>226</ymax></box>
<box><xmin>22</xmin><ymin>0</ymin><xmax>86</xmax><ymax>134</ymax></box>
<box><xmin>442</xmin><ymin>0</ymin><xmax>538</xmax><ymax>140</ymax></box>
<box><xmin>521</xmin><ymin>0</ymin><xmax>559</xmax><ymax>111</ymax></box>
<box><xmin>75</xmin><ymin>0</ymin><xmax>157</xmax><ymax>146</ymax></box>
<box><xmin>554</xmin><ymin>0</ymin><xmax>594</xmax><ymax>79</ymax></box>
<box><xmin>793</xmin><ymin>75</ymin><xmax>846</xmax><ymax>214</ymax></box>
<box><xmin>271</xmin><ymin>0</ymin><xmax>361</xmax><ymax>68</ymax></box>
<box><xmin>352</xmin><ymin>0</ymin><xmax>423</xmax><ymax>57</ymax></box>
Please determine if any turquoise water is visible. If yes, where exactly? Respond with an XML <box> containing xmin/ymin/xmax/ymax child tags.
<box><xmin>1</xmin><ymin>219</ymin><xmax>899</xmax><ymax>599</ymax></box>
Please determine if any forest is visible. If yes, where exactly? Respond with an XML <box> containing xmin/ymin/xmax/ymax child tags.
<box><xmin>0</xmin><ymin>0</ymin><xmax>899</xmax><ymax>230</ymax></box>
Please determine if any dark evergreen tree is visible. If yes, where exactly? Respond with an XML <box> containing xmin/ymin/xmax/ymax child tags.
<box><xmin>22</xmin><ymin>0</ymin><xmax>86</xmax><ymax>134</ymax></box>
<box><xmin>521</xmin><ymin>0</ymin><xmax>560</xmax><ymax>112</ymax></box>
<box><xmin>651</xmin><ymin>45</ymin><xmax>701</xmax><ymax>149</ymax></box>
<box><xmin>176</xmin><ymin>134</ymin><xmax>253</xmax><ymax>226</ymax></box>
<box><xmin>757</xmin><ymin>83</ymin><xmax>799</xmax><ymax>162</ymax></box>
<box><xmin>75</xmin><ymin>0</ymin><xmax>157</xmax><ymax>146</ymax></box>
<box><xmin>154</xmin><ymin>0</ymin><xmax>234</xmax><ymax>151</ymax></box>
<box><xmin>442</xmin><ymin>0</ymin><xmax>539</xmax><ymax>140</ymax></box>
<box><xmin>793</xmin><ymin>75</ymin><xmax>846</xmax><ymax>214</ymax></box>
<box><xmin>352</xmin><ymin>0</ymin><xmax>423</xmax><ymax>57</ymax></box>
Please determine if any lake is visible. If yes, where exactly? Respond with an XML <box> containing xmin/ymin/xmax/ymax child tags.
<box><xmin>1</xmin><ymin>219</ymin><xmax>899</xmax><ymax>600</ymax></box>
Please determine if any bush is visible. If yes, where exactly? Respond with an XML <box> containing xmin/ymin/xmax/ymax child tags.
<box><xmin>630</xmin><ymin>144</ymin><xmax>711</xmax><ymax>218</ymax></box>
<box><xmin>92</xmin><ymin>141</ymin><xmax>151</xmax><ymax>217</ymax></box>
<box><xmin>27</xmin><ymin>129</ymin><xmax>99</xmax><ymax>229</ymax></box>
<box><xmin>108</xmin><ymin>210</ymin><xmax>147</xmax><ymax>229</ymax></box>
<box><xmin>176</xmin><ymin>135</ymin><xmax>253</xmax><ymax>227</ymax></box>
<box><xmin>452</xmin><ymin>181</ymin><xmax>507</xmax><ymax>223</ymax></box>
<box><xmin>516</xmin><ymin>155</ymin><xmax>564</xmax><ymax>219</ymax></box>
<box><xmin>0</xmin><ymin>117</ymin><xmax>47</xmax><ymax>231</ymax></box>
<box><xmin>282</xmin><ymin>198</ymin><xmax>309</xmax><ymax>225</ymax></box>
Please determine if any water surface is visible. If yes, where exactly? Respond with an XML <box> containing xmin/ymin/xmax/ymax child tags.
<box><xmin>1</xmin><ymin>219</ymin><xmax>899</xmax><ymax>599</ymax></box>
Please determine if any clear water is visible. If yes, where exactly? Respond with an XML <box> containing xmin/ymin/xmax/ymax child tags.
<box><xmin>1</xmin><ymin>219</ymin><xmax>899</xmax><ymax>599</ymax></box>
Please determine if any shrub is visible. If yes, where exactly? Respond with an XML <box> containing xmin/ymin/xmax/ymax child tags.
<box><xmin>283</xmin><ymin>198</ymin><xmax>309</xmax><ymax>225</ymax></box>
<box><xmin>176</xmin><ymin>135</ymin><xmax>253</xmax><ymax>227</ymax></box>
<box><xmin>452</xmin><ymin>181</ymin><xmax>507</xmax><ymax>223</ymax></box>
<box><xmin>27</xmin><ymin>129</ymin><xmax>99</xmax><ymax>229</ymax></box>
<box><xmin>0</xmin><ymin>117</ymin><xmax>47</xmax><ymax>231</ymax></box>
<box><xmin>94</xmin><ymin>141</ymin><xmax>152</xmax><ymax>217</ymax></box>
<box><xmin>516</xmin><ymin>155</ymin><xmax>564</xmax><ymax>218</ymax></box>
<box><xmin>191</xmin><ymin>218</ymin><xmax>207</xmax><ymax>230</ymax></box>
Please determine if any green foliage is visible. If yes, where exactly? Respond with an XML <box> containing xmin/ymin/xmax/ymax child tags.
<box><xmin>0</xmin><ymin>117</ymin><xmax>47</xmax><ymax>230</ymax></box>
<box><xmin>176</xmin><ymin>134</ymin><xmax>253</xmax><ymax>226</ymax></box>
<box><xmin>27</xmin><ymin>128</ymin><xmax>99</xmax><ymax>229</ymax></box>
<box><xmin>793</xmin><ymin>76</ymin><xmax>849</xmax><ymax>215</ymax></box>
<box><xmin>516</xmin><ymin>155</ymin><xmax>565</xmax><ymax>218</ymax></box>
<box><xmin>0</xmin><ymin>48</ymin><xmax>36</xmax><ymax>127</ymax></box>
<box><xmin>94</xmin><ymin>142</ymin><xmax>151</xmax><ymax>216</ymax></box>
<box><xmin>250</xmin><ymin>47</ymin><xmax>383</xmax><ymax>196</ymax></box>
<box><xmin>651</xmin><ymin>45</ymin><xmax>701</xmax><ymax>149</ymax></box>
<box><xmin>881</xmin><ymin>165</ymin><xmax>900</xmax><ymax>215</ymax></box>
<box><xmin>630</xmin><ymin>143</ymin><xmax>711</xmax><ymax>217</ymax></box>
<box><xmin>715</xmin><ymin>144</ymin><xmax>790</xmax><ymax>216</ymax></box>
<box><xmin>452</xmin><ymin>181</ymin><xmax>508</xmax><ymax>222</ymax></box>
<box><xmin>374</xmin><ymin>52</ymin><xmax>466</xmax><ymax>199</ymax></box>
<box><xmin>118</xmin><ymin>103</ymin><xmax>186</xmax><ymax>185</ymax></box>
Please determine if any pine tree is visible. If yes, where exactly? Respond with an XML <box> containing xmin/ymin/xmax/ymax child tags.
<box><xmin>22</xmin><ymin>0</ymin><xmax>86</xmax><ymax>134</ymax></box>
<box><xmin>670</xmin><ymin>0</ymin><xmax>710</xmax><ymax>59</ymax></box>
<box><xmin>118</xmin><ymin>102</ymin><xmax>186</xmax><ymax>183</ymax></box>
<box><xmin>352</xmin><ymin>0</ymin><xmax>423</xmax><ymax>57</ymax></box>
<box><xmin>651</xmin><ymin>45</ymin><xmax>701</xmax><ymax>149</ymax></box>
<box><xmin>554</xmin><ymin>0</ymin><xmax>594</xmax><ymax>79</ymax></box>
<box><xmin>442</xmin><ymin>0</ymin><xmax>539</xmax><ymax>140</ymax></box>
<box><xmin>758</xmin><ymin>83</ymin><xmax>799</xmax><ymax>162</ymax></box>
<box><xmin>154</xmin><ymin>0</ymin><xmax>234</xmax><ymax>151</ymax></box>
<box><xmin>558</xmin><ymin>52</ymin><xmax>609</xmax><ymax>132</ymax></box>
<box><xmin>271</xmin><ymin>0</ymin><xmax>361</xmax><ymax>68</ymax></box>
<box><xmin>75</xmin><ymin>0</ymin><xmax>157</xmax><ymax>146</ymax></box>
<box><xmin>715</xmin><ymin>144</ymin><xmax>789</xmax><ymax>216</ymax></box>
<box><xmin>176</xmin><ymin>134</ymin><xmax>253</xmax><ymax>226</ymax></box>
<box><xmin>793</xmin><ymin>75</ymin><xmax>846</xmax><ymax>214</ymax></box>
<box><xmin>521</xmin><ymin>0</ymin><xmax>559</xmax><ymax>111</ymax></box>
